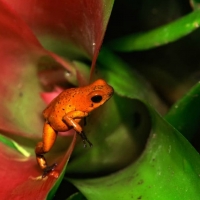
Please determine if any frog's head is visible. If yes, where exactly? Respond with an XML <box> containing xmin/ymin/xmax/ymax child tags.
<box><xmin>86</xmin><ymin>79</ymin><xmax>114</xmax><ymax>111</ymax></box>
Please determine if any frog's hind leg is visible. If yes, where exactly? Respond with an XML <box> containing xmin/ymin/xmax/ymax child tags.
<box><xmin>35</xmin><ymin>122</ymin><xmax>58</xmax><ymax>178</ymax></box>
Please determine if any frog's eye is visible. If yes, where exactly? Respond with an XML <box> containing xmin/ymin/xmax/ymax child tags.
<box><xmin>91</xmin><ymin>95</ymin><xmax>103</xmax><ymax>103</ymax></box>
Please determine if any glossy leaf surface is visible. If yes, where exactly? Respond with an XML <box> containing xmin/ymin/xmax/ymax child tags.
<box><xmin>69</xmin><ymin>102</ymin><xmax>200</xmax><ymax>200</ymax></box>
<box><xmin>165</xmin><ymin>82</ymin><xmax>200</xmax><ymax>140</ymax></box>
<box><xmin>108</xmin><ymin>10</ymin><xmax>200</xmax><ymax>51</ymax></box>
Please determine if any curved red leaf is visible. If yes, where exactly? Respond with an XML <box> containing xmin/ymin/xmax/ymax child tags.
<box><xmin>0</xmin><ymin>1</ymin><xmax>76</xmax><ymax>137</ymax></box>
<box><xmin>3</xmin><ymin>0</ymin><xmax>114</xmax><ymax>78</ymax></box>
<box><xmin>4</xmin><ymin>0</ymin><xmax>104</xmax><ymax>57</ymax></box>
<box><xmin>0</xmin><ymin>133</ymin><xmax>77</xmax><ymax>199</ymax></box>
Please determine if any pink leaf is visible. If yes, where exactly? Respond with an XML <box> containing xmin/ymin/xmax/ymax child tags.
<box><xmin>41</xmin><ymin>87</ymin><xmax>63</xmax><ymax>105</ymax></box>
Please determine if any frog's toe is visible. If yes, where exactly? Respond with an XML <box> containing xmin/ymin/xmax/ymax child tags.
<box><xmin>42</xmin><ymin>163</ymin><xmax>58</xmax><ymax>178</ymax></box>
<box><xmin>79</xmin><ymin>131</ymin><xmax>93</xmax><ymax>147</ymax></box>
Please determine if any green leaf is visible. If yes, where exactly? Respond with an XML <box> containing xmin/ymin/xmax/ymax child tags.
<box><xmin>66</xmin><ymin>47</ymin><xmax>200</xmax><ymax>199</ymax></box>
<box><xmin>66</xmin><ymin>192</ymin><xmax>86</xmax><ymax>200</ymax></box>
<box><xmin>165</xmin><ymin>82</ymin><xmax>200</xmax><ymax>140</ymax></box>
<box><xmin>0</xmin><ymin>134</ymin><xmax>30</xmax><ymax>157</ymax></box>
<box><xmin>66</xmin><ymin>94</ymin><xmax>151</xmax><ymax>175</ymax></box>
<box><xmin>69</xmin><ymin>101</ymin><xmax>200</xmax><ymax>200</ymax></box>
<box><xmin>97</xmin><ymin>47</ymin><xmax>165</xmax><ymax>112</ymax></box>
<box><xmin>66</xmin><ymin>48</ymin><xmax>164</xmax><ymax>176</ymax></box>
<box><xmin>190</xmin><ymin>0</ymin><xmax>200</xmax><ymax>10</ymax></box>
<box><xmin>107</xmin><ymin>10</ymin><xmax>200</xmax><ymax>51</ymax></box>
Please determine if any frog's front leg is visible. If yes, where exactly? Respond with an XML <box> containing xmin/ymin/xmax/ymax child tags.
<box><xmin>35</xmin><ymin>122</ymin><xmax>58</xmax><ymax>177</ymax></box>
<box><xmin>63</xmin><ymin>111</ymin><xmax>93</xmax><ymax>147</ymax></box>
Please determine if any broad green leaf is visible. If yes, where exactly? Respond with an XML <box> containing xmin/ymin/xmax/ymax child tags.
<box><xmin>165</xmin><ymin>82</ymin><xmax>200</xmax><ymax>140</ymax></box>
<box><xmin>69</xmin><ymin>101</ymin><xmax>200</xmax><ymax>200</ymax></box>
<box><xmin>66</xmin><ymin>47</ymin><xmax>200</xmax><ymax>199</ymax></box>
<box><xmin>66</xmin><ymin>94</ymin><xmax>151</xmax><ymax>175</ymax></box>
<box><xmin>107</xmin><ymin>10</ymin><xmax>200</xmax><ymax>51</ymax></box>
<box><xmin>66</xmin><ymin>48</ymin><xmax>164</xmax><ymax>175</ymax></box>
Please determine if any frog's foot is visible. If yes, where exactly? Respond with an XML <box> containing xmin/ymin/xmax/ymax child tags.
<box><xmin>79</xmin><ymin>131</ymin><xmax>93</xmax><ymax>147</ymax></box>
<box><xmin>42</xmin><ymin>163</ymin><xmax>58</xmax><ymax>178</ymax></box>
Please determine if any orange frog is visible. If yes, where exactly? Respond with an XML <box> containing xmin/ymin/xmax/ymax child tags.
<box><xmin>35</xmin><ymin>79</ymin><xmax>114</xmax><ymax>177</ymax></box>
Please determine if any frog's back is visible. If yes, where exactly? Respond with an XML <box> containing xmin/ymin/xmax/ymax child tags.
<box><xmin>43</xmin><ymin>88</ymin><xmax>77</xmax><ymax>120</ymax></box>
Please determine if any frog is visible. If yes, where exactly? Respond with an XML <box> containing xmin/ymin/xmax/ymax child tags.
<box><xmin>35</xmin><ymin>79</ymin><xmax>114</xmax><ymax>178</ymax></box>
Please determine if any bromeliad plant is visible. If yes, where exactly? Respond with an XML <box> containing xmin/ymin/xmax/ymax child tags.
<box><xmin>0</xmin><ymin>0</ymin><xmax>114</xmax><ymax>199</ymax></box>
<box><xmin>1</xmin><ymin>0</ymin><xmax>200</xmax><ymax>199</ymax></box>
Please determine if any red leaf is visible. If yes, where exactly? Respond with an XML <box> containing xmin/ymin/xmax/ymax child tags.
<box><xmin>0</xmin><ymin>1</ymin><xmax>76</xmax><ymax>137</ymax></box>
<box><xmin>0</xmin><ymin>133</ymin><xmax>77</xmax><ymax>199</ymax></box>
<box><xmin>4</xmin><ymin>0</ymin><xmax>103</xmax><ymax>57</ymax></box>
<box><xmin>0</xmin><ymin>0</ymin><xmax>114</xmax><ymax>198</ymax></box>
<box><xmin>3</xmin><ymin>0</ymin><xmax>114</xmax><ymax>78</ymax></box>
